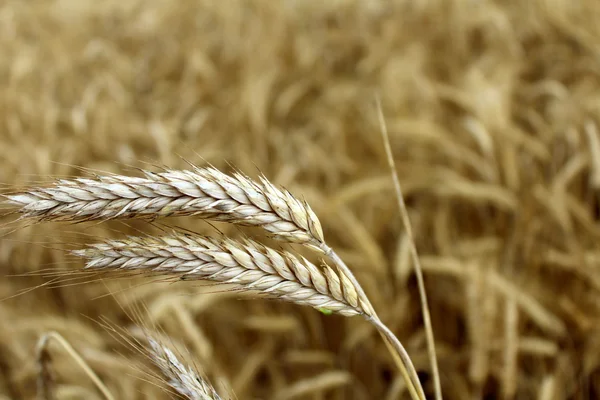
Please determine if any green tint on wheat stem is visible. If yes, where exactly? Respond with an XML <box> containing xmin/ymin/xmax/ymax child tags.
<box><xmin>320</xmin><ymin>244</ymin><xmax>426</xmax><ymax>400</ymax></box>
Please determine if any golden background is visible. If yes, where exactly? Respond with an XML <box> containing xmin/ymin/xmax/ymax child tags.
<box><xmin>1</xmin><ymin>0</ymin><xmax>599</xmax><ymax>399</ymax></box>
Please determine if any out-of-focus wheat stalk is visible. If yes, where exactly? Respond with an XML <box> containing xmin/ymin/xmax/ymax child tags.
<box><xmin>377</xmin><ymin>98</ymin><xmax>443</xmax><ymax>400</ymax></box>
<box><xmin>35</xmin><ymin>331</ymin><xmax>115</xmax><ymax>400</ymax></box>
<box><xmin>147</xmin><ymin>336</ymin><xmax>222</xmax><ymax>400</ymax></box>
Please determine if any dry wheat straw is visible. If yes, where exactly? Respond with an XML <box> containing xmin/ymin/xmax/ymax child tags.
<box><xmin>378</xmin><ymin>99</ymin><xmax>442</xmax><ymax>400</ymax></box>
<box><xmin>73</xmin><ymin>233</ymin><xmax>370</xmax><ymax>317</ymax></box>
<box><xmin>4</xmin><ymin>166</ymin><xmax>324</xmax><ymax>245</ymax></box>
<box><xmin>147</xmin><ymin>336</ymin><xmax>221</xmax><ymax>400</ymax></box>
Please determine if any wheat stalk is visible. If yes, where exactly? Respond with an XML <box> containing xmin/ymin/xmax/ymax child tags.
<box><xmin>35</xmin><ymin>331</ymin><xmax>115</xmax><ymax>400</ymax></box>
<box><xmin>7</xmin><ymin>166</ymin><xmax>426</xmax><ymax>400</ymax></box>
<box><xmin>377</xmin><ymin>99</ymin><xmax>442</xmax><ymax>400</ymax></box>
<box><xmin>147</xmin><ymin>336</ymin><xmax>222</xmax><ymax>400</ymax></box>
<box><xmin>74</xmin><ymin>233</ymin><xmax>370</xmax><ymax>317</ymax></box>
<box><xmin>4</xmin><ymin>166</ymin><xmax>324</xmax><ymax>245</ymax></box>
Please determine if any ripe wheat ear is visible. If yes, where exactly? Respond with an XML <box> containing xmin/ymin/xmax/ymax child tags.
<box><xmin>4</xmin><ymin>166</ymin><xmax>324</xmax><ymax>245</ymax></box>
<box><xmin>73</xmin><ymin>233</ymin><xmax>371</xmax><ymax>317</ymax></box>
<box><xmin>6</xmin><ymin>166</ymin><xmax>427</xmax><ymax>400</ymax></box>
<box><xmin>72</xmin><ymin>232</ymin><xmax>425</xmax><ymax>400</ymax></box>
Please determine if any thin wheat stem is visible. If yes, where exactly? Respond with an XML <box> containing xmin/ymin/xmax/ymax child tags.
<box><xmin>377</xmin><ymin>98</ymin><xmax>442</xmax><ymax>400</ymax></box>
<box><xmin>322</xmin><ymin>243</ymin><xmax>425</xmax><ymax>400</ymax></box>
<box><xmin>4</xmin><ymin>166</ymin><xmax>325</xmax><ymax>246</ymax></box>
<box><xmin>36</xmin><ymin>336</ymin><xmax>53</xmax><ymax>400</ymax></box>
<box><xmin>368</xmin><ymin>316</ymin><xmax>426</xmax><ymax>400</ymax></box>
<box><xmin>36</xmin><ymin>331</ymin><xmax>115</xmax><ymax>400</ymax></box>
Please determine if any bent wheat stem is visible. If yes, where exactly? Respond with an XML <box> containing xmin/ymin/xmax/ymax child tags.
<box><xmin>36</xmin><ymin>331</ymin><xmax>115</xmax><ymax>400</ymax></box>
<box><xmin>368</xmin><ymin>316</ymin><xmax>425</xmax><ymax>400</ymax></box>
<box><xmin>322</xmin><ymin>244</ymin><xmax>425</xmax><ymax>400</ymax></box>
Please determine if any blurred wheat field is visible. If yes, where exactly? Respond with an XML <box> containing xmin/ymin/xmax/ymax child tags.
<box><xmin>1</xmin><ymin>0</ymin><xmax>600</xmax><ymax>398</ymax></box>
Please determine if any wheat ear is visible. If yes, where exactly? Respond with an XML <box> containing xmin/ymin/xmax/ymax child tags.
<box><xmin>4</xmin><ymin>166</ymin><xmax>324</xmax><ymax>245</ymax></box>
<box><xmin>147</xmin><ymin>336</ymin><xmax>221</xmax><ymax>400</ymax></box>
<box><xmin>74</xmin><ymin>233</ymin><xmax>371</xmax><ymax>317</ymax></box>
<box><xmin>73</xmin><ymin>233</ymin><xmax>424</xmax><ymax>400</ymax></box>
<box><xmin>7</xmin><ymin>167</ymin><xmax>425</xmax><ymax>399</ymax></box>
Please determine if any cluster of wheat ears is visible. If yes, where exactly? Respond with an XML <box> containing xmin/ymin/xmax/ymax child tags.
<box><xmin>3</xmin><ymin>121</ymin><xmax>441</xmax><ymax>400</ymax></box>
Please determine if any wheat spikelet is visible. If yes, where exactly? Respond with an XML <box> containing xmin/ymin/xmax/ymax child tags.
<box><xmin>72</xmin><ymin>233</ymin><xmax>371</xmax><ymax>317</ymax></box>
<box><xmin>147</xmin><ymin>337</ymin><xmax>222</xmax><ymax>400</ymax></box>
<box><xmin>4</xmin><ymin>166</ymin><xmax>324</xmax><ymax>245</ymax></box>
